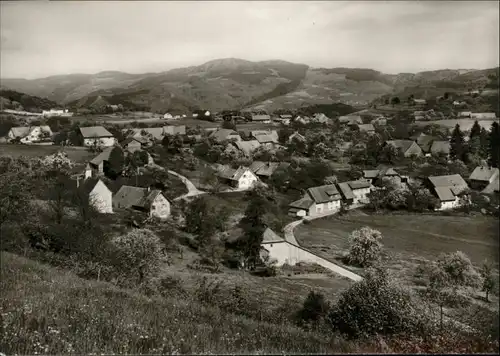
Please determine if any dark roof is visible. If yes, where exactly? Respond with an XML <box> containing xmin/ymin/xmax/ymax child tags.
<box><xmin>233</xmin><ymin>140</ymin><xmax>261</xmax><ymax>155</ymax></box>
<box><xmin>134</xmin><ymin>189</ymin><xmax>166</xmax><ymax>209</ymax></box>
<box><xmin>469</xmin><ymin>166</ymin><xmax>499</xmax><ymax>182</ymax></box>
<box><xmin>307</xmin><ymin>184</ymin><xmax>341</xmax><ymax>203</ymax></box>
<box><xmin>414</xmin><ymin>135</ymin><xmax>438</xmax><ymax>153</ymax></box>
<box><xmin>428</xmin><ymin>174</ymin><xmax>468</xmax><ymax>188</ymax></box>
<box><xmin>363</xmin><ymin>170</ymin><xmax>380</xmax><ymax>179</ymax></box>
<box><xmin>210</xmin><ymin>129</ymin><xmax>240</xmax><ymax>142</ymax></box>
<box><xmin>289</xmin><ymin>196</ymin><xmax>314</xmax><ymax>209</ymax></box>
<box><xmin>386</xmin><ymin>140</ymin><xmax>416</xmax><ymax>153</ymax></box>
<box><xmin>113</xmin><ymin>185</ymin><xmax>147</xmax><ymax>209</ymax></box>
<box><xmin>348</xmin><ymin>180</ymin><xmax>371</xmax><ymax>189</ymax></box>
<box><xmin>337</xmin><ymin>182</ymin><xmax>354</xmax><ymax>200</ymax></box>
<box><xmin>215</xmin><ymin>165</ymin><xmax>252</xmax><ymax>181</ymax></box>
<box><xmin>79</xmin><ymin>126</ymin><xmax>113</xmax><ymax>138</ymax></box>
<box><xmin>89</xmin><ymin>147</ymin><xmax>114</xmax><ymax>166</ymax></box>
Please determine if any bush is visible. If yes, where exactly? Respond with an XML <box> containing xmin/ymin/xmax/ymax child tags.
<box><xmin>296</xmin><ymin>291</ymin><xmax>330</xmax><ymax>327</ymax></box>
<box><xmin>345</xmin><ymin>227</ymin><xmax>383</xmax><ymax>267</ymax></box>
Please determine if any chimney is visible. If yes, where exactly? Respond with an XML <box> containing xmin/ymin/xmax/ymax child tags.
<box><xmin>76</xmin><ymin>176</ymin><xmax>80</xmax><ymax>188</ymax></box>
<box><xmin>147</xmin><ymin>186</ymin><xmax>150</xmax><ymax>193</ymax></box>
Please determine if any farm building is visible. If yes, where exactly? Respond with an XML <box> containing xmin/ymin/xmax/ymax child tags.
<box><xmin>88</xmin><ymin>147</ymin><xmax>114</xmax><ymax>174</ymax></box>
<box><xmin>249</xmin><ymin>161</ymin><xmax>290</xmax><ymax>180</ymax></box>
<box><xmin>230</xmin><ymin>140</ymin><xmax>261</xmax><ymax>156</ymax></box>
<box><xmin>288</xmin><ymin>184</ymin><xmax>342</xmax><ymax>218</ymax></box>
<box><xmin>336</xmin><ymin>180</ymin><xmax>371</xmax><ymax>207</ymax></box>
<box><xmin>6</xmin><ymin>125</ymin><xmax>53</xmax><ymax>144</ymax></box>
<box><xmin>294</xmin><ymin>116</ymin><xmax>312</xmax><ymax>125</ymax></box>
<box><xmin>120</xmin><ymin>136</ymin><xmax>149</xmax><ymax>152</ymax></box>
<box><xmin>427</xmin><ymin>174</ymin><xmax>469</xmax><ymax>211</ymax></box>
<box><xmin>113</xmin><ymin>185</ymin><xmax>170</xmax><ymax>219</ymax></box>
<box><xmin>79</xmin><ymin>126</ymin><xmax>115</xmax><ymax>147</ymax></box>
<box><xmin>210</xmin><ymin>128</ymin><xmax>241</xmax><ymax>142</ymax></box>
<box><xmin>458</xmin><ymin>111</ymin><xmax>472</xmax><ymax>118</ymax></box>
<box><xmin>251</xmin><ymin>114</ymin><xmax>271</xmax><ymax>123</ymax></box>
<box><xmin>339</xmin><ymin>115</ymin><xmax>362</xmax><ymax>125</ymax></box>
<box><xmin>469</xmin><ymin>166</ymin><xmax>499</xmax><ymax>191</ymax></box>
<box><xmin>288</xmin><ymin>131</ymin><xmax>306</xmax><ymax>143</ymax></box>
<box><xmin>411</xmin><ymin>133</ymin><xmax>439</xmax><ymax>156</ymax></box>
<box><xmin>312</xmin><ymin>113</ymin><xmax>330</xmax><ymax>124</ymax></box>
<box><xmin>215</xmin><ymin>165</ymin><xmax>259</xmax><ymax>190</ymax></box>
<box><xmin>251</xmin><ymin>130</ymin><xmax>279</xmax><ymax>142</ymax></box>
<box><xmin>385</xmin><ymin>140</ymin><xmax>423</xmax><ymax>157</ymax></box>
<box><xmin>72</xmin><ymin>177</ymin><xmax>113</xmax><ymax>214</ymax></box>
<box><xmin>363</xmin><ymin>167</ymin><xmax>403</xmax><ymax>187</ymax></box>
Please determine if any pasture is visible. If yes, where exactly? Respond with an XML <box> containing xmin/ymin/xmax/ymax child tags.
<box><xmin>0</xmin><ymin>144</ymin><xmax>94</xmax><ymax>163</ymax></box>
<box><xmin>414</xmin><ymin>119</ymin><xmax>498</xmax><ymax>132</ymax></box>
<box><xmin>295</xmin><ymin>212</ymin><xmax>499</xmax><ymax>283</ymax></box>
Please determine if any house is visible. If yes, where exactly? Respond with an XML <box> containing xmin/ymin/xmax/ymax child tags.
<box><xmin>251</xmin><ymin>114</ymin><xmax>271</xmax><ymax>123</ymax></box>
<box><xmin>430</xmin><ymin>141</ymin><xmax>451</xmax><ymax>157</ymax></box>
<box><xmin>453</xmin><ymin>101</ymin><xmax>466</xmax><ymax>107</ymax></box>
<box><xmin>231</xmin><ymin>140</ymin><xmax>261</xmax><ymax>156</ymax></box>
<box><xmin>371</xmin><ymin>117</ymin><xmax>387</xmax><ymax>126</ymax></box>
<box><xmin>249</xmin><ymin>161</ymin><xmax>290</xmax><ymax>180</ymax></box>
<box><xmin>337</xmin><ymin>180</ymin><xmax>371</xmax><ymax>206</ymax></box>
<box><xmin>481</xmin><ymin>176</ymin><xmax>499</xmax><ymax>195</ymax></box>
<box><xmin>6</xmin><ymin>125</ymin><xmax>53</xmax><ymax>144</ymax></box>
<box><xmin>251</xmin><ymin>130</ymin><xmax>279</xmax><ymax>142</ymax></box>
<box><xmin>72</xmin><ymin>177</ymin><xmax>113</xmax><ymax>214</ymax></box>
<box><xmin>385</xmin><ymin>140</ymin><xmax>423</xmax><ymax>157</ymax></box>
<box><xmin>288</xmin><ymin>131</ymin><xmax>306</xmax><ymax>143</ymax></box>
<box><xmin>163</xmin><ymin>113</ymin><xmax>173</xmax><ymax>119</ymax></box>
<box><xmin>471</xmin><ymin>113</ymin><xmax>497</xmax><ymax>120</ymax></box>
<box><xmin>294</xmin><ymin>116</ymin><xmax>312</xmax><ymax>125</ymax></box>
<box><xmin>279</xmin><ymin>114</ymin><xmax>293</xmax><ymax>120</ymax></box>
<box><xmin>215</xmin><ymin>165</ymin><xmax>259</xmax><ymax>190</ymax></box>
<box><xmin>427</xmin><ymin>174</ymin><xmax>469</xmax><ymax>211</ymax></box>
<box><xmin>288</xmin><ymin>184</ymin><xmax>342</xmax><ymax>217</ymax></box>
<box><xmin>79</xmin><ymin>126</ymin><xmax>115</xmax><ymax>147</ymax></box>
<box><xmin>363</xmin><ymin>167</ymin><xmax>403</xmax><ymax>187</ymax></box>
<box><xmin>411</xmin><ymin>133</ymin><xmax>439</xmax><ymax>156</ymax></box>
<box><xmin>458</xmin><ymin>111</ymin><xmax>472</xmax><ymax>118</ymax></box>
<box><xmin>113</xmin><ymin>185</ymin><xmax>170</xmax><ymax>219</ymax></box>
<box><xmin>42</xmin><ymin>109</ymin><xmax>71</xmax><ymax>117</ymax></box>
<box><xmin>209</xmin><ymin>128</ymin><xmax>241</xmax><ymax>142</ymax></box>
<box><xmin>120</xmin><ymin>136</ymin><xmax>148</xmax><ymax>152</ymax></box>
<box><xmin>339</xmin><ymin>115</ymin><xmax>362</xmax><ymax>125</ymax></box>
<box><xmin>413</xmin><ymin>99</ymin><xmax>427</xmax><ymax>105</ymax></box>
<box><xmin>312</xmin><ymin>113</ymin><xmax>330</xmax><ymax>124</ymax></box>
<box><xmin>89</xmin><ymin>147</ymin><xmax>115</xmax><ymax>174</ymax></box>
<box><xmin>356</xmin><ymin>123</ymin><xmax>375</xmax><ymax>134</ymax></box>
<box><xmin>254</xmin><ymin>134</ymin><xmax>279</xmax><ymax>148</ymax></box>
<box><xmin>468</xmin><ymin>166</ymin><xmax>499</xmax><ymax>191</ymax></box>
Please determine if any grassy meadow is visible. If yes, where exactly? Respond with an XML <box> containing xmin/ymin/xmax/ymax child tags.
<box><xmin>0</xmin><ymin>143</ymin><xmax>94</xmax><ymax>163</ymax></box>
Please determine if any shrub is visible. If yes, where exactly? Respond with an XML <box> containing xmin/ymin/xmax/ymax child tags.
<box><xmin>296</xmin><ymin>291</ymin><xmax>330</xmax><ymax>327</ymax></box>
<box><xmin>345</xmin><ymin>227</ymin><xmax>383</xmax><ymax>267</ymax></box>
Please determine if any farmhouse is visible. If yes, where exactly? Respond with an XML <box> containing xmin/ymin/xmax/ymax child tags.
<box><xmin>288</xmin><ymin>184</ymin><xmax>342</xmax><ymax>218</ymax></box>
<box><xmin>363</xmin><ymin>167</ymin><xmax>402</xmax><ymax>187</ymax></box>
<box><xmin>215</xmin><ymin>165</ymin><xmax>259</xmax><ymax>190</ymax></box>
<box><xmin>338</xmin><ymin>115</ymin><xmax>362</xmax><ymax>125</ymax></box>
<box><xmin>337</xmin><ymin>180</ymin><xmax>371</xmax><ymax>207</ymax></box>
<box><xmin>427</xmin><ymin>174</ymin><xmax>469</xmax><ymax>211</ymax></box>
<box><xmin>210</xmin><ymin>128</ymin><xmax>241</xmax><ymax>142</ymax></box>
<box><xmin>355</xmin><ymin>123</ymin><xmax>375</xmax><ymax>134</ymax></box>
<box><xmin>251</xmin><ymin>114</ymin><xmax>271</xmax><ymax>123</ymax></box>
<box><xmin>458</xmin><ymin>111</ymin><xmax>472</xmax><ymax>118</ymax></box>
<box><xmin>429</xmin><ymin>141</ymin><xmax>451</xmax><ymax>157</ymax></box>
<box><xmin>42</xmin><ymin>109</ymin><xmax>73</xmax><ymax>117</ymax></box>
<box><xmin>249</xmin><ymin>161</ymin><xmax>290</xmax><ymax>180</ymax></box>
<box><xmin>288</xmin><ymin>131</ymin><xmax>306</xmax><ymax>143</ymax></box>
<box><xmin>385</xmin><ymin>140</ymin><xmax>423</xmax><ymax>157</ymax></box>
<box><xmin>121</xmin><ymin>136</ymin><xmax>147</xmax><ymax>152</ymax></box>
<box><xmin>79</xmin><ymin>126</ymin><xmax>115</xmax><ymax>147</ymax></box>
<box><xmin>6</xmin><ymin>125</ymin><xmax>53</xmax><ymax>144</ymax></box>
<box><xmin>230</xmin><ymin>140</ymin><xmax>261</xmax><ymax>156</ymax></box>
<box><xmin>73</xmin><ymin>177</ymin><xmax>113</xmax><ymax>214</ymax></box>
<box><xmin>411</xmin><ymin>133</ymin><xmax>439</xmax><ymax>156</ymax></box>
<box><xmin>113</xmin><ymin>185</ymin><xmax>171</xmax><ymax>219</ymax></box>
<box><xmin>295</xmin><ymin>116</ymin><xmax>312</xmax><ymax>125</ymax></box>
<box><xmin>89</xmin><ymin>147</ymin><xmax>114</xmax><ymax>174</ymax></box>
<box><xmin>468</xmin><ymin>166</ymin><xmax>499</xmax><ymax>191</ymax></box>
<box><xmin>251</xmin><ymin>130</ymin><xmax>279</xmax><ymax>142</ymax></box>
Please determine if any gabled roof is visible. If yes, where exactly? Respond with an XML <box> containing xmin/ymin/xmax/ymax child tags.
<box><xmin>430</xmin><ymin>141</ymin><xmax>451</xmax><ymax>155</ymax></box>
<box><xmin>357</xmin><ymin>124</ymin><xmax>375</xmax><ymax>132</ymax></box>
<box><xmin>251</xmin><ymin>130</ymin><xmax>278</xmax><ymax>141</ymax></box>
<box><xmin>470</xmin><ymin>166</ymin><xmax>499</xmax><ymax>182</ymax></box>
<box><xmin>386</xmin><ymin>140</ymin><xmax>416</xmax><ymax>153</ymax></box>
<box><xmin>249</xmin><ymin>161</ymin><xmax>267</xmax><ymax>173</ymax></box>
<box><xmin>120</xmin><ymin>136</ymin><xmax>144</xmax><ymax>146</ymax></box>
<box><xmin>348</xmin><ymin>180</ymin><xmax>371</xmax><ymax>189</ymax></box>
<box><xmin>233</xmin><ymin>140</ymin><xmax>261</xmax><ymax>155</ymax></box>
<box><xmin>113</xmin><ymin>185</ymin><xmax>158</xmax><ymax>209</ymax></box>
<box><xmin>9</xmin><ymin>125</ymin><xmax>53</xmax><ymax>138</ymax></box>
<box><xmin>363</xmin><ymin>167</ymin><xmax>399</xmax><ymax>179</ymax></box>
<box><xmin>289</xmin><ymin>196</ymin><xmax>314</xmax><ymax>210</ymax></box>
<box><xmin>134</xmin><ymin>189</ymin><xmax>167</xmax><ymax>209</ymax></box>
<box><xmin>251</xmin><ymin>162</ymin><xmax>282</xmax><ymax>177</ymax></box>
<box><xmin>130</xmin><ymin>127</ymin><xmax>165</xmax><ymax>140</ymax></box>
<box><xmin>428</xmin><ymin>174</ymin><xmax>468</xmax><ymax>191</ymax></box>
<box><xmin>89</xmin><ymin>147</ymin><xmax>114</xmax><ymax>166</ymax></box>
<box><xmin>482</xmin><ymin>176</ymin><xmax>499</xmax><ymax>194</ymax></box>
<box><xmin>288</xmin><ymin>132</ymin><xmax>306</xmax><ymax>142</ymax></box>
<box><xmin>414</xmin><ymin>134</ymin><xmax>438</xmax><ymax>153</ymax></box>
<box><xmin>313</xmin><ymin>113</ymin><xmax>330</xmax><ymax>123</ymax></box>
<box><xmin>261</xmin><ymin>228</ymin><xmax>285</xmax><ymax>244</ymax></box>
<box><xmin>363</xmin><ymin>170</ymin><xmax>380</xmax><ymax>179</ymax></box>
<box><xmin>210</xmin><ymin>129</ymin><xmax>240</xmax><ymax>142</ymax></box>
<box><xmin>215</xmin><ymin>165</ymin><xmax>252</xmax><ymax>181</ymax></box>
<box><xmin>79</xmin><ymin>126</ymin><xmax>113</xmax><ymax>138</ymax></box>
<box><xmin>72</xmin><ymin>178</ymin><xmax>110</xmax><ymax>197</ymax></box>
<box><xmin>434</xmin><ymin>187</ymin><xmax>457</xmax><ymax>202</ymax></box>
<box><xmin>307</xmin><ymin>184</ymin><xmax>341</xmax><ymax>203</ymax></box>
<box><xmin>255</xmin><ymin>134</ymin><xmax>278</xmax><ymax>144</ymax></box>
<box><xmin>337</xmin><ymin>182</ymin><xmax>354</xmax><ymax>200</ymax></box>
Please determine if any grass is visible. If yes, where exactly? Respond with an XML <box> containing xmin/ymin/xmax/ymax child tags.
<box><xmin>0</xmin><ymin>143</ymin><xmax>94</xmax><ymax>163</ymax></box>
<box><xmin>0</xmin><ymin>251</ymin><xmax>358</xmax><ymax>355</ymax></box>
<box><xmin>295</xmin><ymin>212</ymin><xmax>499</xmax><ymax>285</ymax></box>
<box><xmin>414</xmin><ymin>118</ymin><xmax>498</xmax><ymax>131</ymax></box>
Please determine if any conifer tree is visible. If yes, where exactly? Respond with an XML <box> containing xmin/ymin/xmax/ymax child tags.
<box><xmin>449</xmin><ymin>124</ymin><xmax>465</xmax><ymax>161</ymax></box>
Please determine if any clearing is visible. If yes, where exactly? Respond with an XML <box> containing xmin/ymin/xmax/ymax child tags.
<box><xmin>0</xmin><ymin>144</ymin><xmax>94</xmax><ymax>163</ymax></box>
<box><xmin>414</xmin><ymin>119</ymin><xmax>498</xmax><ymax>131</ymax></box>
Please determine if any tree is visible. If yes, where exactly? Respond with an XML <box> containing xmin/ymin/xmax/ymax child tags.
<box><xmin>469</xmin><ymin>120</ymin><xmax>482</xmax><ymax>140</ymax></box>
<box><xmin>296</xmin><ymin>291</ymin><xmax>330</xmax><ymax>327</ymax></box>
<box><xmin>0</xmin><ymin>165</ymin><xmax>32</xmax><ymax>231</ymax></box>
<box><xmin>488</xmin><ymin>122</ymin><xmax>500</xmax><ymax>167</ymax></box>
<box><xmin>480</xmin><ymin>260</ymin><xmax>496</xmax><ymax>302</ymax></box>
<box><xmin>346</xmin><ymin>227</ymin><xmax>383</xmax><ymax>267</ymax></box>
<box><xmin>436</xmin><ymin>251</ymin><xmax>481</xmax><ymax>289</ymax></box>
<box><xmin>106</xmin><ymin>146</ymin><xmax>125</xmax><ymax>179</ymax></box>
<box><xmin>450</xmin><ymin>124</ymin><xmax>465</xmax><ymax>161</ymax></box>
<box><xmin>110</xmin><ymin>229</ymin><xmax>164</xmax><ymax>285</ymax></box>
<box><xmin>221</xmin><ymin>120</ymin><xmax>237</xmax><ymax>131</ymax></box>
<box><xmin>391</xmin><ymin>97</ymin><xmax>400</xmax><ymax>107</ymax></box>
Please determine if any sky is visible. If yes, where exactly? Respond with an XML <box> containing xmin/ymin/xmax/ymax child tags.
<box><xmin>1</xmin><ymin>1</ymin><xmax>499</xmax><ymax>79</ymax></box>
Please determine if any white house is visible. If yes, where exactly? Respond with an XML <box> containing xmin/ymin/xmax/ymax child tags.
<box><xmin>113</xmin><ymin>185</ymin><xmax>171</xmax><ymax>219</ymax></box>
<box><xmin>74</xmin><ymin>177</ymin><xmax>113</xmax><ymax>214</ymax></box>
<box><xmin>204</xmin><ymin>110</ymin><xmax>211</xmax><ymax>117</ymax></box>
<box><xmin>337</xmin><ymin>180</ymin><xmax>371</xmax><ymax>206</ymax></box>
<box><xmin>289</xmin><ymin>184</ymin><xmax>342</xmax><ymax>217</ymax></box>
<box><xmin>428</xmin><ymin>174</ymin><xmax>469</xmax><ymax>211</ymax></box>
<box><xmin>193</xmin><ymin>113</ymin><xmax>199</xmax><ymax>118</ymax></box>
<box><xmin>42</xmin><ymin>109</ymin><xmax>73</xmax><ymax>117</ymax></box>
<box><xmin>7</xmin><ymin>126</ymin><xmax>53</xmax><ymax>144</ymax></box>
<box><xmin>163</xmin><ymin>113</ymin><xmax>173</xmax><ymax>119</ymax></box>
<box><xmin>79</xmin><ymin>126</ymin><xmax>115</xmax><ymax>147</ymax></box>
<box><xmin>215</xmin><ymin>165</ymin><xmax>259</xmax><ymax>190</ymax></box>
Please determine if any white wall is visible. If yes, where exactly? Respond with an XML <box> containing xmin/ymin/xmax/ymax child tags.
<box><xmin>237</xmin><ymin>170</ymin><xmax>258</xmax><ymax>189</ymax></box>
<box><xmin>89</xmin><ymin>180</ymin><xmax>113</xmax><ymax>213</ymax></box>
<box><xmin>352</xmin><ymin>187</ymin><xmax>371</xmax><ymax>204</ymax></box>
<box><xmin>83</xmin><ymin>137</ymin><xmax>115</xmax><ymax>147</ymax></box>
<box><xmin>436</xmin><ymin>197</ymin><xmax>460</xmax><ymax>211</ymax></box>
<box><xmin>312</xmin><ymin>200</ymin><xmax>340</xmax><ymax>217</ymax></box>
<box><xmin>150</xmin><ymin>194</ymin><xmax>170</xmax><ymax>219</ymax></box>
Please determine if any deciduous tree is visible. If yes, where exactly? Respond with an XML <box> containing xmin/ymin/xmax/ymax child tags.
<box><xmin>346</xmin><ymin>227</ymin><xmax>383</xmax><ymax>267</ymax></box>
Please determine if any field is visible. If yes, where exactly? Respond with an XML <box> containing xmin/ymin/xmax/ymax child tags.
<box><xmin>414</xmin><ymin>119</ymin><xmax>498</xmax><ymax>131</ymax></box>
<box><xmin>0</xmin><ymin>143</ymin><xmax>94</xmax><ymax>163</ymax></box>
<box><xmin>295</xmin><ymin>212</ymin><xmax>499</xmax><ymax>283</ymax></box>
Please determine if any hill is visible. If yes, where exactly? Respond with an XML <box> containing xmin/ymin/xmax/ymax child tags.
<box><xmin>2</xmin><ymin>59</ymin><xmax>498</xmax><ymax>113</ymax></box>
<box><xmin>0</xmin><ymin>89</ymin><xmax>60</xmax><ymax>112</ymax></box>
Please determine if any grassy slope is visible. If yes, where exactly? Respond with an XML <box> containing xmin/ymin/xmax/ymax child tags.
<box><xmin>0</xmin><ymin>252</ymin><xmax>357</xmax><ymax>354</ymax></box>
<box><xmin>0</xmin><ymin>144</ymin><xmax>94</xmax><ymax>163</ymax></box>
<box><xmin>295</xmin><ymin>212</ymin><xmax>499</xmax><ymax>283</ymax></box>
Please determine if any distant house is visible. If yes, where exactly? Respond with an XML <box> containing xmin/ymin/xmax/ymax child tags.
<box><xmin>249</xmin><ymin>161</ymin><xmax>290</xmax><ymax>180</ymax></box>
<box><xmin>124</xmin><ymin>126</ymin><xmax>186</xmax><ymax>142</ymax></box>
<box><xmin>339</xmin><ymin>115</ymin><xmax>363</xmax><ymax>125</ymax></box>
<box><xmin>113</xmin><ymin>185</ymin><xmax>170</xmax><ymax>219</ymax></box>
<box><xmin>230</xmin><ymin>140</ymin><xmax>261</xmax><ymax>156</ymax></box>
<box><xmin>411</xmin><ymin>133</ymin><xmax>439</xmax><ymax>156</ymax></box>
<box><xmin>210</xmin><ymin>128</ymin><xmax>241</xmax><ymax>143</ymax></box>
<box><xmin>204</xmin><ymin>110</ymin><xmax>211</xmax><ymax>117</ymax></box>
<box><xmin>427</xmin><ymin>174</ymin><xmax>469</xmax><ymax>211</ymax></box>
<box><xmin>163</xmin><ymin>113</ymin><xmax>173</xmax><ymax>120</ymax></box>
<box><xmin>468</xmin><ymin>166</ymin><xmax>499</xmax><ymax>191</ymax></box>
<box><xmin>120</xmin><ymin>136</ymin><xmax>149</xmax><ymax>151</ymax></box>
<box><xmin>251</xmin><ymin>130</ymin><xmax>279</xmax><ymax>142</ymax></box>
<box><xmin>452</xmin><ymin>101</ymin><xmax>466</xmax><ymax>107</ymax></box>
<box><xmin>385</xmin><ymin>140</ymin><xmax>423</xmax><ymax>157</ymax></box>
<box><xmin>215</xmin><ymin>165</ymin><xmax>259</xmax><ymax>190</ymax></box>
<box><xmin>471</xmin><ymin>112</ymin><xmax>497</xmax><ymax>120</ymax></box>
<box><xmin>294</xmin><ymin>116</ymin><xmax>312</xmax><ymax>125</ymax></box>
<box><xmin>251</xmin><ymin>114</ymin><xmax>271</xmax><ymax>123</ymax></box>
<box><xmin>312</xmin><ymin>113</ymin><xmax>330</xmax><ymax>124</ymax></box>
<box><xmin>288</xmin><ymin>184</ymin><xmax>342</xmax><ymax>218</ymax></box>
<box><xmin>429</xmin><ymin>141</ymin><xmax>451</xmax><ymax>157</ymax></box>
<box><xmin>337</xmin><ymin>180</ymin><xmax>372</xmax><ymax>207</ymax></box>
<box><xmin>363</xmin><ymin>167</ymin><xmax>402</xmax><ymax>186</ymax></box>
<box><xmin>413</xmin><ymin>99</ymin><xmax>427</xmax><ymax>106</ymax></box>
<box><xmin>458</xmin><ymin>111</ymin><xmax>472</xmax><ymax>118</ymax></box>
<box><xmin>355</xmin><ymin>123</ymin><xmax>375</xmax><ymax>134</ymax></box>
<box><xmin>42</xmin><ymin>109</ymin><xmax>72</xmax><ymax>117</ymax></box>
<box><xmin>279</xmin><ymin>114</ymin><xmax>293</xmax><ymax>120</ymax></box>
<box><xmin>254</xmin><ymin>134</ymin><xmax>279</xmax><ymax>148</ymax></box>
<box><xmin>79</xmin><ymin>126</ymin><xmax>115</xmax><ymax>147</ymax></box>
<box><xmin>7</xmin><ymin>125</ymin><xmax>53</xmax><ymax>144</ymax></box>
<box><xmin>72</xmin><ymin>177</ymin><xmax>113</xmax><ymax>214</ymax></box>
<box><xmin>288</xmin><ymin>131</ymin><xmax>306</xmax><ymax>143</ymax></box>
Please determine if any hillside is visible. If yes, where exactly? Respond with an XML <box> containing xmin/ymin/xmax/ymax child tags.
<box><xmin>0</xmin><ymin>89</ymin><xmax>60</xmax><ymax>112</ymax></box>
<box><xmin>2</xmin><ymin>59</ymin><xmax>498</xmax><ymax>113</ymax></box>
